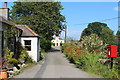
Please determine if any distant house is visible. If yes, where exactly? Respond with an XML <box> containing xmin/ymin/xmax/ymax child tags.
<box><xmin>51</xmin><ymin>35</ymin><xmax>64</xmax><ymax>46</ymax></box>
<box><xmin>16</xmin><ymin>25</ymin><xmax>40</xmax><ymax>62</ymax></box>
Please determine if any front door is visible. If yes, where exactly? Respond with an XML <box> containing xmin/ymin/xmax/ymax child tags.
<box><xmin>56</xmin><ymin>43</ymin><xmax>58</xmax><ymax>46</ymax></box>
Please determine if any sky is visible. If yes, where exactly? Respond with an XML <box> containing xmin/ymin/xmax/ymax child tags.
<box><xmin>0</xmin><ymin>0</ymin><xmax>119</xmax><ymax>2</ymax></box>
<box><xmin>0</xmin><ymin>1</ymin><xmax>119</xmax><ymax>40</ymax></box>
<box><xmin>60</xmin><ymin>2</ymin><xmax>118</xmax><ymax>40</ymax></box>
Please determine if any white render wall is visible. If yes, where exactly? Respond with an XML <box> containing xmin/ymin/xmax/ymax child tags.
<box><xmin>51</xmin><ymin>36</ymin><xmax>64</xmax><ymax>46</ymax></box>
<box><xmin>20</xmin><ymin>37</ymin><xmax>40</xmax><ymax>62</ymax></box>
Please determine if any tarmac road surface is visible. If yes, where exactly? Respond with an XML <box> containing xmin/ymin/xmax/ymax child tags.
<box><xmin>14</xmin><ymin>47</ymin><xmax>101</xmax><ymax>79</ymax></box>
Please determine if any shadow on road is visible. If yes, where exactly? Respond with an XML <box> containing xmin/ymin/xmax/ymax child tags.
<box><xmin>48</xmin><ymin>47</ymin><xmax>61</xmax><ymax>52</ymax></box>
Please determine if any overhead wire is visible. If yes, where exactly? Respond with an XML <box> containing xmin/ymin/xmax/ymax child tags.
<box><xmin>75</xmin><ymin>17</ymin><xmax>120</xmax><ymax>26</ymax></box>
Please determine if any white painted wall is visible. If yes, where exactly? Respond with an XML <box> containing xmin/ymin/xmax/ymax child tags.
<box><xmin>20</xmin><ymin>37</ymin><xmax>40</xmax><ymax>62</ymax></box>
<box><xmin>51</xmin><ymin>36</ymin><xmax>64</xmax><ymax>46</ymax></box>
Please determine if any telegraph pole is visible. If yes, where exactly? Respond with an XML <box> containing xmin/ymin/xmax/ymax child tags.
<box><xmin>65</xmin><ymin>26</ymin><xmax>67</xmax><ymax>43</ymax></box>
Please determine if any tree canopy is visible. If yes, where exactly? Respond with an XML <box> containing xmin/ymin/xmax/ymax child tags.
<box><xmin>81</xmin><ymin>22</ymin><xmax>115</xmax><ymax>44</ymax></box>
<box><xmin>10</xmin><ymin>1</ymin><xmax>66</xmax><ymax>50</ymax></box>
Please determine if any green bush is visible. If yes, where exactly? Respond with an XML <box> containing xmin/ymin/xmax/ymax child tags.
<box><xmin>4</xmin><ymin>48</ymin><xmax>15</xmax><ymax>62</ymax></box>
<box><xmin>20</xmin><ymin>48</ymin><xmax>28</xmax><ymax>60</ymax></box>
<box><xmin>60</xmin><ymin>43</ymin><xmax>63</xmax><ymax>46</ymax></box>
<box><xmin>19</xmin><ymin>48</ymin><xmax>33</xmax><ymax>63</ymax></box>
<box><xmin>40</xmin><ymin>49</ymin><xmax>46</xmax><ymax>60</ymax></box>
<box><xmin>25</xmin><ymin>56</ymin><xmax>34</xmax><ymax>64</ymax></box>
<box><xmin>9</xmin><ymin>58</ymin><xmax>19</xmax><ymax>64</ymax></box>
<box><xmin>51</xmin><ymin>42</ymin><xmax>55</xmax><ymax>46</ymax></box>
<box><xmin>40</xmin><ymin>38</ymin><xmax>51</xmax><ymax>51</ymax></box>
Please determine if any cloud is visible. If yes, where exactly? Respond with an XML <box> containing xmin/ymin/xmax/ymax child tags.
<box><xmin>114</xmin><ymin>6</ymin><xmax>120</xmax><ymax>11</ymax></box>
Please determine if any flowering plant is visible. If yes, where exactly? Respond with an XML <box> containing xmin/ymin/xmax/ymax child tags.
<box><xmin>80</xmin><ymin>34</ymin><xmax>107</xmax><ymax>55</ymax></box>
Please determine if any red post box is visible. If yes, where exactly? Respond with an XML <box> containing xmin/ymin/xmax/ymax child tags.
<box><xmin>107</xmin><ymin>45</ymin><xmax>118</xmax><ymax>58</ymax></box>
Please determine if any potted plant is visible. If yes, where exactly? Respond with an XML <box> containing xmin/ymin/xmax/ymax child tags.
<box><xmin>0</xmin><ymin>58</ymin><xmax>8</xmax><ymax>79</ymax></box>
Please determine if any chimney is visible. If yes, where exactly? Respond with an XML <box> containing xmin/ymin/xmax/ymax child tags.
<box><xmin>4</xmin><ymin>2</ymin><xmax>7</xmax><ymax>8</ymax></box>
<box><xmin>0</xmin><ymin>2</ymin><xmax>9</xmax><ymax>20</ymax></box>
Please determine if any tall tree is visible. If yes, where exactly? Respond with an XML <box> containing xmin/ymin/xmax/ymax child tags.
<box><xmin>81</xmin><ymin>22</ymin><xmax>115</xmax><ymax>44</ymax></box>
<box><xmin>10</xmin><ymin>1</ymin><xmax>66</xmax><ymax>50</ymax></box>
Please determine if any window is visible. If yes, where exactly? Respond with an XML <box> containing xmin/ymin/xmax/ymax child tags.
<box><xmin>24</xmin><ymin>40</ymin><xmax>31</xmax><ymax>51</ymax></box>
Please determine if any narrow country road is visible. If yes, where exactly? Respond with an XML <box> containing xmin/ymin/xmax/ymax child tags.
<box><xmin>14</xmin><ymin>47</ymin><xmax>100</xmax><ymax>78</ymax></box>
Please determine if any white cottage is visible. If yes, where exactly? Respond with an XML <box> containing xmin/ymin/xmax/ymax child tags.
<box><xmin>51</xmin><ymin>36</ymin><xmax>64</xmax><ymax>46</ymax></box>
<box><xmin>16</xmin><ymin>25</ymin><xmax>40</xmax><ymax>62</ymax></box>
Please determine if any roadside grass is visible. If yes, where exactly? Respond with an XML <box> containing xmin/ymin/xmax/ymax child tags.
<box><xmin>83</xmin><ymin>63</ymin><xmax>118</xmax><ymax>79</ymax></box>
<box><xmin>21</xmin><ymin>62</ymin><xmax>38</xmax><ymax>69</ymax></box>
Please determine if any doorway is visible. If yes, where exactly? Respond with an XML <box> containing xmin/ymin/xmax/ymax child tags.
<box><xmin>56</xmin><ymin>43</ymin><xmax>58</xmax><ymax>46</ymax></box>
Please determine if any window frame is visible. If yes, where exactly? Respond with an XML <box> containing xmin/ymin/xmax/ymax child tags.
<box><xmin>24</xmin><ymin>40</ymin><xmax>31</xmax><ymax>51</ymax></box>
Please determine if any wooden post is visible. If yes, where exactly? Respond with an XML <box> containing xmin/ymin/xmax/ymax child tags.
<box><xmin>65</xmin><ymin>26</ymin><xmax>67</xmax><ymax>43</ymax></box>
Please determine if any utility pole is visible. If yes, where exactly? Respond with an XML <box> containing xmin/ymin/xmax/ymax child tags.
<box><xmin>65</xmin><ymin>26</ymin><xmax>67</xmax><ymax>43</ymax></box>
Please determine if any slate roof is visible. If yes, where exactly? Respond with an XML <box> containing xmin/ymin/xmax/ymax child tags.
<box><xmin>16</xmin><ymin>25</ymin><xmax>39</xmax><ymax>37</ymax></box>
<box><xmin>0</xmin><ymin>16</ymin><xmax>15</xmax><ymax>26</ymax></box>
